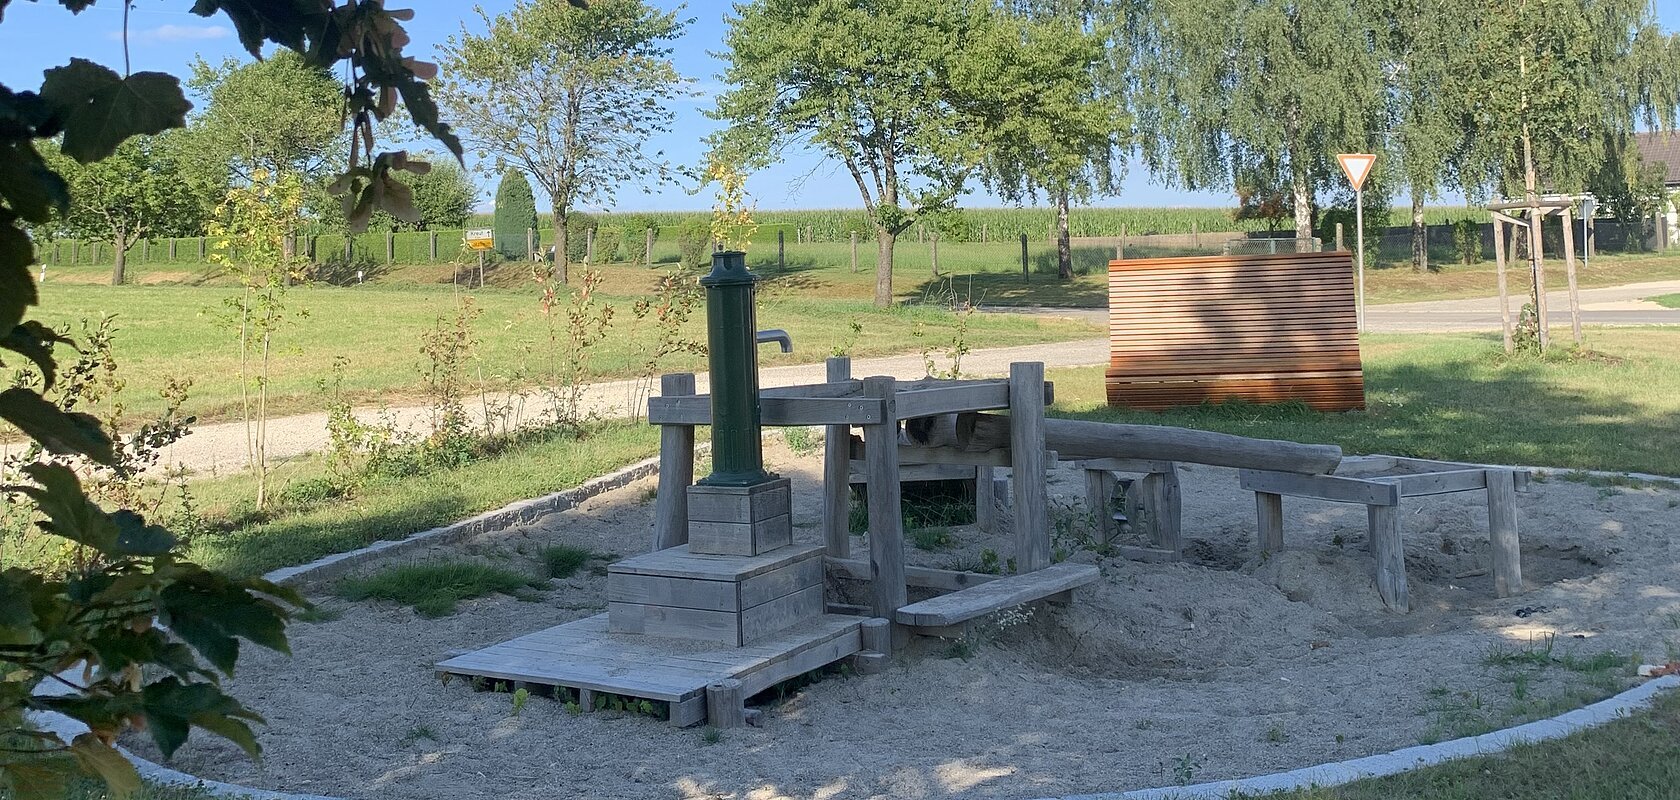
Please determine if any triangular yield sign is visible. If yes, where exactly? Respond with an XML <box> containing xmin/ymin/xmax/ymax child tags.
<box><xmin>1337</xmin><ymin>153</ymin><xmax>1376</xmax><ymax>191</ymax></box>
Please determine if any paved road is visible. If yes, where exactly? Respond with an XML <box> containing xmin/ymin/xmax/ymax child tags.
<box><xmin>985</xmin><ymin>279</ymin><xmax>1680</xmax><ymax>333</ymax></box>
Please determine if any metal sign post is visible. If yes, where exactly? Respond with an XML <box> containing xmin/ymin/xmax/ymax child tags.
<box><xmin>1336</xmin><ymin>154</ymin><xmax>1377</xmax><ymax>333</ymax></box>
<box><xmin>464</xmin><ymin>228</ymin><xmax>494</xmax><ymax>289</ymax></box>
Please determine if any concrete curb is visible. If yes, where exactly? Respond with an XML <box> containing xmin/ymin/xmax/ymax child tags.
<box><xmin>1044</xmin><ymin>675</ymin><xmax>1680</xmax><ymax>800</ymax></box>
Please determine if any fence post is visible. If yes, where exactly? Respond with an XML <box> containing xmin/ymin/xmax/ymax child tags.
<box><xmin>585</xmin><ymin>226</ymin><xmax>595</xmax><ymax>263</ymax></box>
<box><xmin>645</xmin><ymin>227</ymin><xmax>654</xmax><ymax>265</ymax></box>
<box><xmin>344</xmin><ymin>238</ymin><xmax>352</xmax><ymax>261</ymax></box>
<box><xmin>981</xmin><ymin>222</ymin><xmax>988</xmax><ymax>243</ymax></box>
<box><xmin>429</xmin><ymin>231</ymin><xmax>438</xmax><ymax>261</ymax></box>
<box><xmin>1335</xmin><ymin>222</ymin><xmax>1345</xmax><ymax>252</ymax></box>
<box><xmin>1020</xmin><ymin>233</ymin><xmax>1029</xmax><ymax>283</ymax></box>
<box><xmin>527</xmin><ymin>227</ymin><xmax>535</xmax><ymax>260</ymax></box>
<box><xmin>385</xmin><ymin>231</ymin><xmax>394</xmax><ymax>264</ymax></box>
<box><xmin>197</xmin><ymin>237</ymin><xmax>205</xmax><ymax>259</ymax></box>
<box><xmin>930</xmin><ymin>233</ymin><xmax>939</xmax><ymax>277</ymax></box>
<box><xmin>168</xmin><ymin>238</ymin><xmax>176</xmax><ymax>262</ymax></box>
<box><xmin>778</xmin><ymin>229</ymin><xmax>785</xmax><ymax>269</ymax></box>
<box><xmin>850</xmin><ymin>231</ymin><xmax>858</xmax><ymax>273</ymax></box>
<box><xmin>141</xmin><ymin>239</ymin><xmax>149</xmax><ymax>262</ymax></box>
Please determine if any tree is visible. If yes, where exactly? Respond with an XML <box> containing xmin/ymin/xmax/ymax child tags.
<box><xmin>0</xmin><ymin>3</ymin><xmax>458</xmax><ymax>796</ymax></box>
<box><xmin>716</xmin><ymin>0</ymin><xmax>996</xmax><ymax>306</ymax></box>
<box><xmin>971</xmin><ymin>1</ymin><xmax>1129</xmax><ymax>280</ymax></box>
<box><xmin>493</xmin><ymin>170</ymin><xmax>539</xmax><ymax>261</ymax></box>
<box><xmin>1382</xmin><ymin>0</ymin><xmax>1481</xmax><ymax>272</ymax></box>
<box><xmin>437</xmin><ymin>0</ymin><xmax>690</xmax><ymax>284</ymax></box>
<box><xmin>187</xmin><ymin>51</ymin><xmax>346</xmax><ymax>184</ymax></box>
<box><xmin>1137</xmin><ymin>0</ymin><xmax>1387</xmax><ymax>242</ymax></box>
<box><xmin>42</xmin><ymin>132</ymin><xmax>214</xmax><ymax>284</ymax></box>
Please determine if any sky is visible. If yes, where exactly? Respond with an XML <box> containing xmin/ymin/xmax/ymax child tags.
<box><xmin>3</xmin><ymin>1</ymin><xmax>1679</xmax><ymax>213</ymax></box>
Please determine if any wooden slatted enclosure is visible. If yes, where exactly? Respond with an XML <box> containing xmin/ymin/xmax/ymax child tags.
<box><xmin>1106</xmin><ymin>251</ymin><xmax>1365</xmax><ymax>411</ymax></box>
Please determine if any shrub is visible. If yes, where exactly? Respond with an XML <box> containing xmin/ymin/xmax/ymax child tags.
<box><xmin>492</xmin><ymin>170</ymin><xmax>538</xmax><ymax>260</ymax></box>
<box><xmin>1454</xmin><ymin>217</ymin><xmax>1484</xmax><ymax>264</ymax></box>
<box><xmin>594</xmin><ymin>224</ymin><xmax>624</xmax><ymax>262</ymax></box>
<box><xmin>565</xmin><ymin>211</ymin><xmax>597</xmax><ymax>262</ymax></box>
<box><xmin>678</xmin><ymin>217</ymin><xmax>714</xmax><ymax>269</ymax></box>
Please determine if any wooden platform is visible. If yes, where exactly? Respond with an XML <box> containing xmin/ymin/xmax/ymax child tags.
<box><xmin>435</xmin><ymin>613</ymin><xmax>864</xmax><ymax>726</ymax></box>
<box><xmin>894</xmin><ymin>563</ymin><xmax>1100</xmax><ymax>634</ymax></box>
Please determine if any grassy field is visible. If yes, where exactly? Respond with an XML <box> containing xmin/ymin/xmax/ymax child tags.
<box><xmin>1051</xmin><ymin>327</ymin><xmax>1680</xmax><ymax>476</ymax></box>
<box><xmin>1651</xmin><ymin>292</ymin><xmax>1680</xmax><ymax>308</ymax></box>
<box><xmin>26</xmin><ymin>277</ymin><xmax>1095</xmax><ymax>422</ymax></box>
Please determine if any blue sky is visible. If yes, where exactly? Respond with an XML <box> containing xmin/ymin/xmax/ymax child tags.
<box><xmin>4</xmin><ymin>1</ymin><xmax>1678</xmax><ymax>213</ymax></box>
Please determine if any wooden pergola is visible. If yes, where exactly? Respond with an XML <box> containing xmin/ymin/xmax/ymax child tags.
<box><xmin>1487</xmin><ymin>195</ymin><xmax>1586</xmax><ymax>353</ymax></box>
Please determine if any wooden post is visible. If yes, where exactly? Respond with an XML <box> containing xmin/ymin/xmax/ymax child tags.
<box><xmin>645</xmin><ymin>227</ymin><xmax>654</xmax><ymax>266</ymax></box>
<box><xmin>1560</xmin><ymin>207</ymin><xmax>1582</xmax><ymax>344</ymax></box>
<box><xmin>706</xmin><ymin>679</ymin><xmax>746</xmax><ymax>729</ymax></box>
<box><xmin>1493</xmin><ymin>217</ymin><xmax>1513</xmax><ymax>354</ymax></box>
<box><xmin>385</xmin><ymin>231</ymin><xmax>395</xmax><ymax>263</ymax></box>
<box><xmin>429</xmin><ymin>231</ymin><xmax>438</xmax><ymax>261</ymax></box>
<box><xmin>1335</xmin><ymin>222</ymin><xmax>1345</xmax><ymax>252</ymax></box>
<box><xmin>585</xmin><ymin>226</ymin><xmax>595</xmax><ymax>263</ymax></box>
<box><xmin>1369</xmin><ymin>504</ymin><xmax>1408</xmax><ymax>611</ymax></box>
<box><xmin>1255</xmin><ymin>492</ymin><xmax>1284</xmax><ymax>553</ymax></box>
<box><xmin>198</xmin><ymin>237</ymin><xmax>206</xmax><ymax>259</ymax></box>
<box><xmin>862</xmin><ymin>377</ymin><xmax>907</xmax><ymax>625</ymax></box>
<box><xmin>1085</xmin><ymin>469</ymin><xmax>1118</xmax><ymax>543</ymax></box>
<box><xmin>168</xmin><ymin>238</ymin><xmax>176</xmax><ymax>262</ymax></box>
<box><xmin>1009</xmin><ymin>362</ymin><xmax>1050</xmax><ymax>573</ymax></box>
<box><xmin>1487</xmin><ymin>469</ymin><xmax>1522</xmax><ymax>598</ymax></box>
<box><xmin>527</xmin><ymin>227</ymin><xmax>535</xmax><ymax>261</ymax></box>
<box><xmin>975</xmin><ymin>465</ymin><xmax>998</xmax><ymax>534</ymax></box>
<box><xmin>652</xmin><ymin>373</ymin><xmax>697</xmax><ymax>551</ymax></box>
<box><xmin>1019</xmin><ymin>233</ymin><xmax>1029</xmax><ymax>283</ymax></box>
<box><xmin>930</xmin><ymin>233</ymin><xmax>939</xmax><ymax>277</ymax></box>
<box><xmin>822</xmin><ymin>357</ymin><xmax>852</xmax><ymax>559</ymax></box>
<box><xmin>777</xmin><ymin>229</ymin><xmax>785</xmax><ymax>269</ymax></box>
<box><xmin>1526</xmin><ymin>209</ymin><xmax>1549</xmax><ymax>351</ymax></box>
<box><xmin>852</xmin><ymin>617</ymin><xmax>890</xmax><ymax>670</ymax></box>
<box><xmin>849</xmin><ymin>231</ymin><xmax>858</xmax><ymax>273</ymax></box>
<box><xmin>1144</xmin><ymin>469</ymin><xmax>1182</xmax><ymax>554</ymax></box>
<box><xmin>981</xmin><ymin>222</ymin><xmax>988</xmax><ymax>243</ymax></box>
<box><xmin>141</xmin><ymin>239</ymin><xmax>149</xmax><ymax>262</ymax></box>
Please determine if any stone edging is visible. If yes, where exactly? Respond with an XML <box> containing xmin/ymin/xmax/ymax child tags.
<box><xmin>1037</xmin><ymin>675</ymin><xmax>1680</xmax><ymax>800</ymax></box>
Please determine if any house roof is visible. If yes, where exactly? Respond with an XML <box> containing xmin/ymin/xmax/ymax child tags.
<box><xmin>1634</xmin><ymin>131</ymin><xmax>1680</xmax><ymax>187</ymax></box>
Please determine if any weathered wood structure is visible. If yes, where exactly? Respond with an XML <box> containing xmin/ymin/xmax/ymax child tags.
<box><xmin>1488</xmin><ymin>196</ymin><xmax>1586</xmax><ymax>353</ymax></box>
<box><xmin>1239</xmin><ymin>455</ymin><xmax>1530</xmax><ymax>611</ymax></box>
<box><xmin>1105</xmin><ymin>251</ymin><xmax>1365</xmax><ymax>411</ymax></box>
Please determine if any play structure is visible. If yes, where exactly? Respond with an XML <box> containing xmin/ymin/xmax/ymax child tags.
<box><xmin>1105</xmin><ymin>251</ymin><xmax>1365</xmax><ymax>411</ymax></box>
<box><xmin>437</xmin><ymin>251</ymin><xmax>1526</xmax><ymax>728</ymax></box>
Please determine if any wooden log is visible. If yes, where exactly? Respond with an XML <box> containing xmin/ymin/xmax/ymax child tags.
<box><xmin>1010</xmin><ymin>363</ymin><xmax>1051</xmax><ymax>573</ymax></box>
<box><xmin>859</xmin><ymin>616</ymin><xmax>891</xmax><ymax>664</ymax></box>
<box><xmin>706</xmin><ymin>679</ymin><xmax>747</xmax><ymax>729</ymax></box>
<box><xmin>863</xmin><ymin>377</ymin><xmax>907</xmax><ymax>620</ymax></box>
<box><xmin>1369</xmin><ymin>504</ymin><xmax>1408</xmax><ymax>611</ymax></box>
<box><xmin>1085</xmin><ymin>469</ymin><xmax>1119</xmax><ymax>543</ymax></box>
<box><xmin>1487</xmin><ymin>469</ymin><xmax>1523</xmax><ymax>598</ymax></box>
<box><xmin>955</xmin><ymin>413</ymin><xmax>1341</xmax><ymax>475</ymax></box>
<box><xmin>1256</xmin><ymin>491</ymin><xmax>1284</xmax><ymax>553</ymax></box>
<box><xmin>652</xmin><ymin>373</ymin><xmax>696</xmax><ymax>551</ymax></box>
<box><xmin>823</xmin><ymin>357</ymin><xmax>853</xmax><ymax>558</ymax></box>
<box><xmin>1143</xmin><ymin>469</ymin><xmax>1182</xmax><ymax>553</ymax></box>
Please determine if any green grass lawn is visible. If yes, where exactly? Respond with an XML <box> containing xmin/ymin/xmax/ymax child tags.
<box><xmin>1650</xmin><ymin>292</ymin><xmax>1680</xmax><ymax>308</ymax></box>
<box><xmin>29</xmin><ymin>278</ymin><xmax>1095</xmax><ymax>423</ymax></box>
<box><xmin>1051</xmin><ymin>327</ymin><xmax>1680</xmax><ymax>476</ymax></box>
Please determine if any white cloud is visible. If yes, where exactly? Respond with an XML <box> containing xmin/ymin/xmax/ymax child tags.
<box><xmin>107</xmin><ymin>24</ymin><xmax>231</xmax><ymax>43</ymax></box>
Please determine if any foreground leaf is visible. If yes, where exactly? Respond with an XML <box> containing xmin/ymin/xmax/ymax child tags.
<box><xmin>0</xmin><ymin>388</ymin><xmax>115</xmax><ymax>464</ymax></box>
<box><xmin>39</xmin><ymin>59</ymin><xmax>192</xmax><ymax>163</ymax></box>
<box><xmin>68</xmin><ymin>733</ymin><xmax>140</xmax><ymax>799</ymax></box>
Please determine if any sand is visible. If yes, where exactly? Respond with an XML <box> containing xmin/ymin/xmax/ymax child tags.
<box><xmin>130</xmin><ymin>438</ymin><xmax>1680</xmax><ymax>800</ymax></box>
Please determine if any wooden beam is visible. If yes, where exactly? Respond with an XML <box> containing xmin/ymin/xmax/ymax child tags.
<box><xmin>822</xmin><ymin>357</ymin><xmax>852</xmax><ymax>559</ymax></box>
<box><xmin>825</xmin><ymin>558</ymin><xmax>1001</xmax><ymax>591</ymax></box>
<box><xmin>1009</xmin><ymin>363</ymin><xmax>1051</xmax><ymax>573</ymax></box>
<box><xmin>1370</xmin><ymin>505</ymin><xmax>1408</xmax><ymax>611</ymax></box>
<box><xmin>652</xmin><ymin>373</ymin><xmax>696</xmax><ymax>551</ymax></box>
<box><xmin>1255</xmin><ymin>492</ymin><xmax>1284</xmax><ymax>553</ymax></box>
<box><xmin>1487</xmin><ymin>469</ymin><xmax>1523</xmax><ymax>598</ymax></box>
<box><xmin>863</xmin><ymin>377</ymin><xmax>907</xmax><ymax>621</ymax></box>
<box><xmin>957</xmin><ymin>413</ymin><xmax>1342</xmax><ymax>475</ymax></box>
<box><xmin>649</xmin><ymin>395</ymin><xmax>884</xmax><ymax>426</ymax></box>
<box><xmin>894</xmin><ymin>382</ymin><xmax>1009</xmax><ymax>419</ymax></box>
<box><xmin>1392</xmin><ymin>469</ymin><xmax>1490</xmax><ymax>497</ymax></box>
<box><xmin>1239</xmin><ymin>470</ymin><xmax>1400</xmax><ymax>506</ymax></box>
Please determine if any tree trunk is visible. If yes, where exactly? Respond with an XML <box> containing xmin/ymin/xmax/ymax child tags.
<box><xmin>1055</xmin><ymin>190</ymin><xmax>1072</xmax><ymax>280</ymax></box>
<box><xmin>874</xmin><ymin>228</ymin><xmax>896</xmax><ymax>307</ymax></box>
<box><xmin>1291</xmin><ymin>173</ymin><xmax>1313</xmax><ymax>246</ymax></box>
<box><xmin>110</xmin><ymin>229</ymin><xmax>130</xmax><ymax>285</ymax></box>
<box><xmin>1410</xmin><ymin>190</ymin><xmax>1427</xmax><ymax>273</ymax></box>
<box><xmin>554</xmin><ymin>207</ymin><xmax>569</xmax><ymax>285</ymax></box>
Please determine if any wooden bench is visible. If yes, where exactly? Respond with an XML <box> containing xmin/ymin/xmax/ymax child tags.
<box><xmin>1106</xmin><ymin>251</ymin><xmax>1365</xmax><ymax>411</ymax></box>
<box><xmin>893</xmin><ymin>563</ymin><xmax>1100</xmax><ymax>636</ymax></box>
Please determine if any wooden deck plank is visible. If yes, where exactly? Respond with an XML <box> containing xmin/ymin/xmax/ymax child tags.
<box><xmin>893</xmin><ymin>563</ymin><xmax>1100</xmax><ymax>627</ymax></box>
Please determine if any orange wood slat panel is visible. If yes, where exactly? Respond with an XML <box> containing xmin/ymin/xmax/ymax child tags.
<box><xmin>1105</xmin><ymin>252</ymin><xmax>1364</xmax><ymax>411</ymax></box>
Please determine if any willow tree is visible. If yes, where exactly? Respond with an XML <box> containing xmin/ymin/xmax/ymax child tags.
<box><xmin>971</xmin><ymin>1</ymin><xmax>1130</xmax><ymax>280</ymax></box>
<box><xmin>1138</xmin><ymin>0</ymin><xmax>1387</xmax><ymax>242</ymax></box>
<box><xmin>436</xmin><ymin>0</ymin><xmax>689</xmax><ymax>284</ymax></box>
<box><xmin>714</xmin><ymin>0</ymin><xmax>994</xmax><ymax>306</ymax></box>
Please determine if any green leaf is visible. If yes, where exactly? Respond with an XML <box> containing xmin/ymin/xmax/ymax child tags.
<box><xmin>1</xmin><ymin>757</ymin><xmax>74</xmax><ymax>800</ymax></box>
<box><xmin>0</xmin><ymin>142</ymin><xmax>70</xmax><ymax>222</ymax></box>
<box><xmin>0</xmin><ymin>569</ymin><xmax>43</xmax><ymax>646</ymax></box>
<box><xmin>0</xmin><ymin>388</ymin><xmax>115</xmax><ymax>465</ymax></box>
<box><xmin>189</xmin><ymin>0</ymin><xmax>323</xmax><ymax>57</ymax></box>
<box><xmin>69</xmin><ymin>733</ymin><xmax>141</xmax><ymax>800</ymax></box>
<box><xmin>110</xmin><ymin>509</ymin><xmax>178</xmax><ymax>556</ymax></box>
<box><xmin>14</xmin><ymin>462</ymin><xmax>119</xmax><ymax>551</ymax></box>
<box><xmin>159</xmin><ymin>570</ymin><xmax>292</xmax><ymax>675</ymax></box>
<box><xmin>141</xmin><ymin>678</ymin><xmax>264</xmax><ymax>759</ymax></box>
<box><xmin>39</xmin><ymin>59</ymin><xmax>192</xmax><ymax>163</ymax></box>
<box><xmin>0</xmin><ymin>225</ymin><xmax>40</xmax><ymax>334</ymax></box>
<box><xmin>1</xmin><ymin>321</ymin><xmax>70</xmax><ymax>389</ymax></box>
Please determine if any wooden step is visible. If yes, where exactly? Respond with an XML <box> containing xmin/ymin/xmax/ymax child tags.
<box><xmin>893</xmin><ymin>563</ymin><xmax>1100</xmax><ymax>629</ymax></box>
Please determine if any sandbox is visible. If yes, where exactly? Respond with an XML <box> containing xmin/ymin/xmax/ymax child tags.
<box><xmin>125</xmin><ymin>438</ymin><xmax>1680</xmax><ymax>800</ymax></box>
